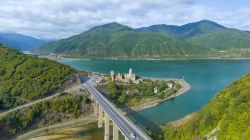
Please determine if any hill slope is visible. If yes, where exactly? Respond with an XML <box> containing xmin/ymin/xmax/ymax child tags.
<box><xmin>37</xmin><ymin>22</ymin><xmax>215</xmax><ymax>58</ymax></box>
<box><xmin>0</xmin><ymin>33</ymin><xmax>48</xmax><ymax>51</ymax></box>
<box><xmin>0</xmin><ymin>93</ymin><xmax>91</xmax><ymax>139</ymax></box>
<box><xmin>136</xmin><ymin>20</ymin><xmax>225</xmax><ymax>38</ymax></box>
<box><xmin>37</xmin><ymin>20</ymin><xmax>250</xmax><ymax>58</ymax></box>
<box><xmin>164</xmin><ymin>72</ymin><xmax>250</xmax><ymax>140</ymax></box>
<box><xmin>187</xmin><ymin>29</ymin><xmax>250</xmax><ymax>50</ymax></box>
<box><xmin>0</xmin><ymin>45</ymin><xmax>75</xmax><ymax>110</ymax></box>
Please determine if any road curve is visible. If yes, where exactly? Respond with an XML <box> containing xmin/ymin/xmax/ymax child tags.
<box><xmin>86</xmin><ymin>85</ymin><xmax>152</xmax><ymax>140</ymax></box>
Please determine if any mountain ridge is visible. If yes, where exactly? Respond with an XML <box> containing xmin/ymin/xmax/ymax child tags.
<box><xmin>0</xmin><ymin>33</ymin><xmax>49</xmax><ymax>51</ymax></box>
<box><xmin>136</xmin><ymin>20</ymin><xmax>225</xmax><ymax>38</ymax></box>
<box><xmin>36</xmin><ymin>20</ymin><xmax>250</xmax><ymax>58</ymax></box>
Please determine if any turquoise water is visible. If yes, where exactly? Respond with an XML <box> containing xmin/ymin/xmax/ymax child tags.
<box><xmin>59</xmin><ymin>59</ymin><xmax>250</xmax><ymax>128</ymax></box>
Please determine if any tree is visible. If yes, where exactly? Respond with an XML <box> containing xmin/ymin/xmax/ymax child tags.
<box><xmin>108</xmin><ymin>81</ymin><xmax>117</xmax><ymax>99</ymax></box>
<box><xmin>118</xmin><ymin>91</ymin><xmax>127</xmax><ymax>104</ymax></box>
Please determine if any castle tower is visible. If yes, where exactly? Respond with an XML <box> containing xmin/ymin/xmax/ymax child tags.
<box><xmin>129</xmin><ymin>68</ymin><xmax>133</xmax><ymax>75</ymax></box>
<box><xmin>117</xmin><ymin>73</ymin><xmax>121</xmax><ymax>80</ymax></box>
<box><xmin>110</xmin><ymin>70</ymin><xmax>115</xmax><ymax>81</ymax></box>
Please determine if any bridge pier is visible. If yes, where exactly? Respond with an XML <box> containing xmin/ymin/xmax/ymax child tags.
<box><xmin>125</xmin><ymin>136</ymin><xmax>129</xmax><ymax>140</ymax></box>
<box><xmin>86</xmin><ymin>85</ymin><xmax>152</xmax><ymax>140</ymax></box>
<box><xmin>98</xmin><ymin>105</ymin><xmax>104</xmax><ymax>128</ymax></box>
<box><xmin>94</xmin><ymin>100</ymin><xmax>98</xmax><ymax>116</ymax></box>
<box><xmin>93</xmin><ymin>96</ymin><xmax>130</xmax><ymax>140</ymax></box>
<box><xmin>104</xmin><ymin>113</ymin><xmax>110</xmax><ymax>140</ymax></box>
<box><xmin>90</xmin><ymin>94</ymin><xmax>94</xmax><ymax>100</ymax></box>
<box><xmin>113</xmin><ymin>123</ymin><xmax>119</xmax><ymax>140</ymax></box>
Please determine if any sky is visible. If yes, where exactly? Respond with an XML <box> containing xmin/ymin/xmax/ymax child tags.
<box><xmin>1</xmin><ymin>0</ymin><xmax>250</xmax><ymax>39</ymax></box>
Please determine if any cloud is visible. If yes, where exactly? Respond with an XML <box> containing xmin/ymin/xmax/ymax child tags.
<box><xmin>0</xmin><ymin>0</ymin><xmax>249</xmax><ymax>39</ymax></box>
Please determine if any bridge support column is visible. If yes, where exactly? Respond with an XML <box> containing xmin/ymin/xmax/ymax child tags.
<box><xmin>125</xmin><ymin>136</ymin><xmax>129</xmax><ymax>140</ymax></box>
<box><xmin>113</xmin><ymin>123</ymin><xmax>119</xmax><ymax>140</ymax></box>
<box><xmin>90</xmin><ymin>94</ymin><xmax>94</xmax><ymax>100</ymax></box>
<box><xmin>98</xmin><ymin>105</ymin><xmax>104</xmax><ymax>128</ymax></box>
<box><xmin>94</xmin><ymin>100</ymin><xmax>98</xmax><ymax>116</ymax></box>
<box><xmin>104</xmin><ymin>113</ymin><xmax>110</xmax><ymax>140</ymax></box>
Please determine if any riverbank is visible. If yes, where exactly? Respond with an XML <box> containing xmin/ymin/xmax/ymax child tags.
<box><xmin>167</xmin><ymin>112</ymin><xmax>197</xmax><ymax>128</ymax></box>
<box><xmin>130</xmin><ymin>79</ymin><xmax>191</xmax><ymax>111</ymax></box>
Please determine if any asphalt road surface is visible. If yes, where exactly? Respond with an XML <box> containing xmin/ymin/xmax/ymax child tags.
<box><xmin>83</xmin><ymin>75</ymin><xmax>151</xmax><ymax>140</ymax></box>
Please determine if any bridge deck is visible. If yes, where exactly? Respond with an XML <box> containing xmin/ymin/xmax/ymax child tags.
<box><xmin>86</xmin><ymin>85</ymin><xmax>151</xmax><ymax>140</ymax></box>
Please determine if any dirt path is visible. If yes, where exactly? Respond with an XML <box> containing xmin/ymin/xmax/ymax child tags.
<box><xmin>0</xmin><ymin>85</ymin><xmax>81</xmax><ymax>117</ymax></box>
<box><xmin>17</xmin><ymin>115</ymin><xmax>97</xmax><ymax>140</ymax></box>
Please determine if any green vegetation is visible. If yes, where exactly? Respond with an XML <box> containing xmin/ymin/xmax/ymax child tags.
<box><xmin>137</xmin><ymin>20</ymin><xmax>225</xmax><ymax>39</ymax></box>
<box><xmin>187</xmin><ymin>29</ymin><xmax>250</xmax><ymax>50</ymax></box>
<box><xmin>0</xmin><ymin>45</ymin><xmax>75</xmax><ymax>110</ymax></box>
<box><xmin>37</xmin><ymin>22</ymin><xmax>215</xmax><ymax>58</ymax></box>
<box><xmin>164</xmin><ymin>72</ymin><xmax>250</xmax><ymax>140</ymax></box>
<box><xmin>37</xmin><ymin>20</ymin><xmax>250</xmax><ymax>58</ymax></box>
<box><xmin>105</xmin><ymin>79</ymin><xmax>181</xmax><ymax>108</ymax></box>
<box><xmin>0</xmin><ymin>93</ymin><xmax>92</xmax><ymax>139</ymax></box>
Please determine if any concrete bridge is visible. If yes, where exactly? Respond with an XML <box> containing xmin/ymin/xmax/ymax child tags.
<box><xmin>82</xmin><ymin>76</ymin><xmax>152</xmax><ymax>140</ymax></box>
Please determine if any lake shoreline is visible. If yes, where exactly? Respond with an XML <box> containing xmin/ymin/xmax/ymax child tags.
<box><xmin>167</xmin><ymin>112</ymin><xmax>197</xmax><ymax>127</ymax></box>
<box><xmin>56</xmin><ymin>58</ymin><xmax>250</xmax><ymax>126</ymax></box>
<box><xmin>39</xmin><ymin>54</ymin><xmax>250</xmax><ymax>61</ymax></box>
<box><xmin>129</xmin><ymin>78</ymin><xmax>191</xmax><ymax>112</ymax></box>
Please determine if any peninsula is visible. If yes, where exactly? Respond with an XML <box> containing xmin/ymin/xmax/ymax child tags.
<box><xmin>96</xmin><ymin>68</ymin><xmax>191</xmax><ymax>112</ymax></box>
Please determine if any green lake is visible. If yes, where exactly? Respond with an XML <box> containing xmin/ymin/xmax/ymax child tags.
<box><xmin>59</xmin><ymin>59</ymin><xmax>250</xmax><ymax>129</ymax></box>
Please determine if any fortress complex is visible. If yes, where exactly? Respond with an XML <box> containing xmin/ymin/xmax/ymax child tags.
<box><xmin>110</xmin><ymin>68</ymin><xmax>143</xmax><ymax>84</ymax></box>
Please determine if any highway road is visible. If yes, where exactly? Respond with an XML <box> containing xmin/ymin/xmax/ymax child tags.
<box><xmin>84</xmin><ymin>79</ymin><xmax>151</xmax><ymax>140</ymax></box>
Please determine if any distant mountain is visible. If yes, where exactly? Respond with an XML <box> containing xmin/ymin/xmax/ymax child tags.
<box><xmin>37</xmin><ymin>20</ymin><xmax>250</xmax><ymax>58</ymax></box>
<box><xmin>89</xmin><ymin>22</ymin><xmax>134</xmax><ymax>32</ymax></box>
<box><xmin>187</xmin><ymin>28</ymin><xmax>250</xmax><ymax>50</ymax></box>
<box><xmin>37</xmin><ymin>22</ymin><xmax>215</xmax><ymax>58</ymax></box>
<box><xmin>0</xmin><ymin>33</ymin><xmax>48</xmax><ymax>51</ymax></box>
<box><xmin>136</xmin><ymin>20</ymin><xmax>225</xmax><ymax>38</ymax></box>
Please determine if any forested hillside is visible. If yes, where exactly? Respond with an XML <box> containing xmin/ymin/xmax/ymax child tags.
<box><xmin>0</xmin><ymin>45</ymin><xmax>75</xmax><ymax>110</ymax></box>
<box><xmin>37</xmin><ymin>22</ymin><xmax>216</xmax><ymax>58</ymax></box>
<box><xmin>37</xmin><ymin>20</ymin><xmax>250</xmax><ymax>58</ymax></box>
<box><xmin>164</xmin><ymin>72</ymin><xmax>250</xmax><ymax>140</ymax></box>
<box><xmin>136</xmin><ymin>20</ymin><xmax>225</xmax><ymax>38</ymax></box>
<box><xmin>187</xmin><ymin>29</ymin><xmax>250</xmax><ymax>50</ymax></box>
<box><xmin>0</xmin><ymin>33</ymin><xmax>48</xmax><ymax>51</ymax></box>
<box><xmin>0</xmin><ymin>94</ymin><xmax>92</xmax><ymax>139</ymax></box>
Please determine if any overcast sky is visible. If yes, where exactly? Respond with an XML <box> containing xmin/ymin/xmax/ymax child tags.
<box><xmin>1</xmin><ymin>0</ymin><xmax>250</xmax><ymax>39</ymax></box>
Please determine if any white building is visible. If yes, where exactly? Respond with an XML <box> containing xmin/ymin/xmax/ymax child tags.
<box><xmin>154</xmin><ymin>87</ymin><xmax>159</xmax><ymax>94</ymax></box>
<box><xmin>167</xmin><ymin>83</ymin><xmax>173</xmax><ymax>88</ymax></box>
<box><xmin>125</xmin><ymin>68</ymin><xmax>136</xmax><ymax>81</ymax></box>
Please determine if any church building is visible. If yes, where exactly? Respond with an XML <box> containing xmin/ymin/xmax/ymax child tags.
<box><xmin>110</xmin><ymin>68</ymin><xmax>142</xmax><ymax>83</ymax></box>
